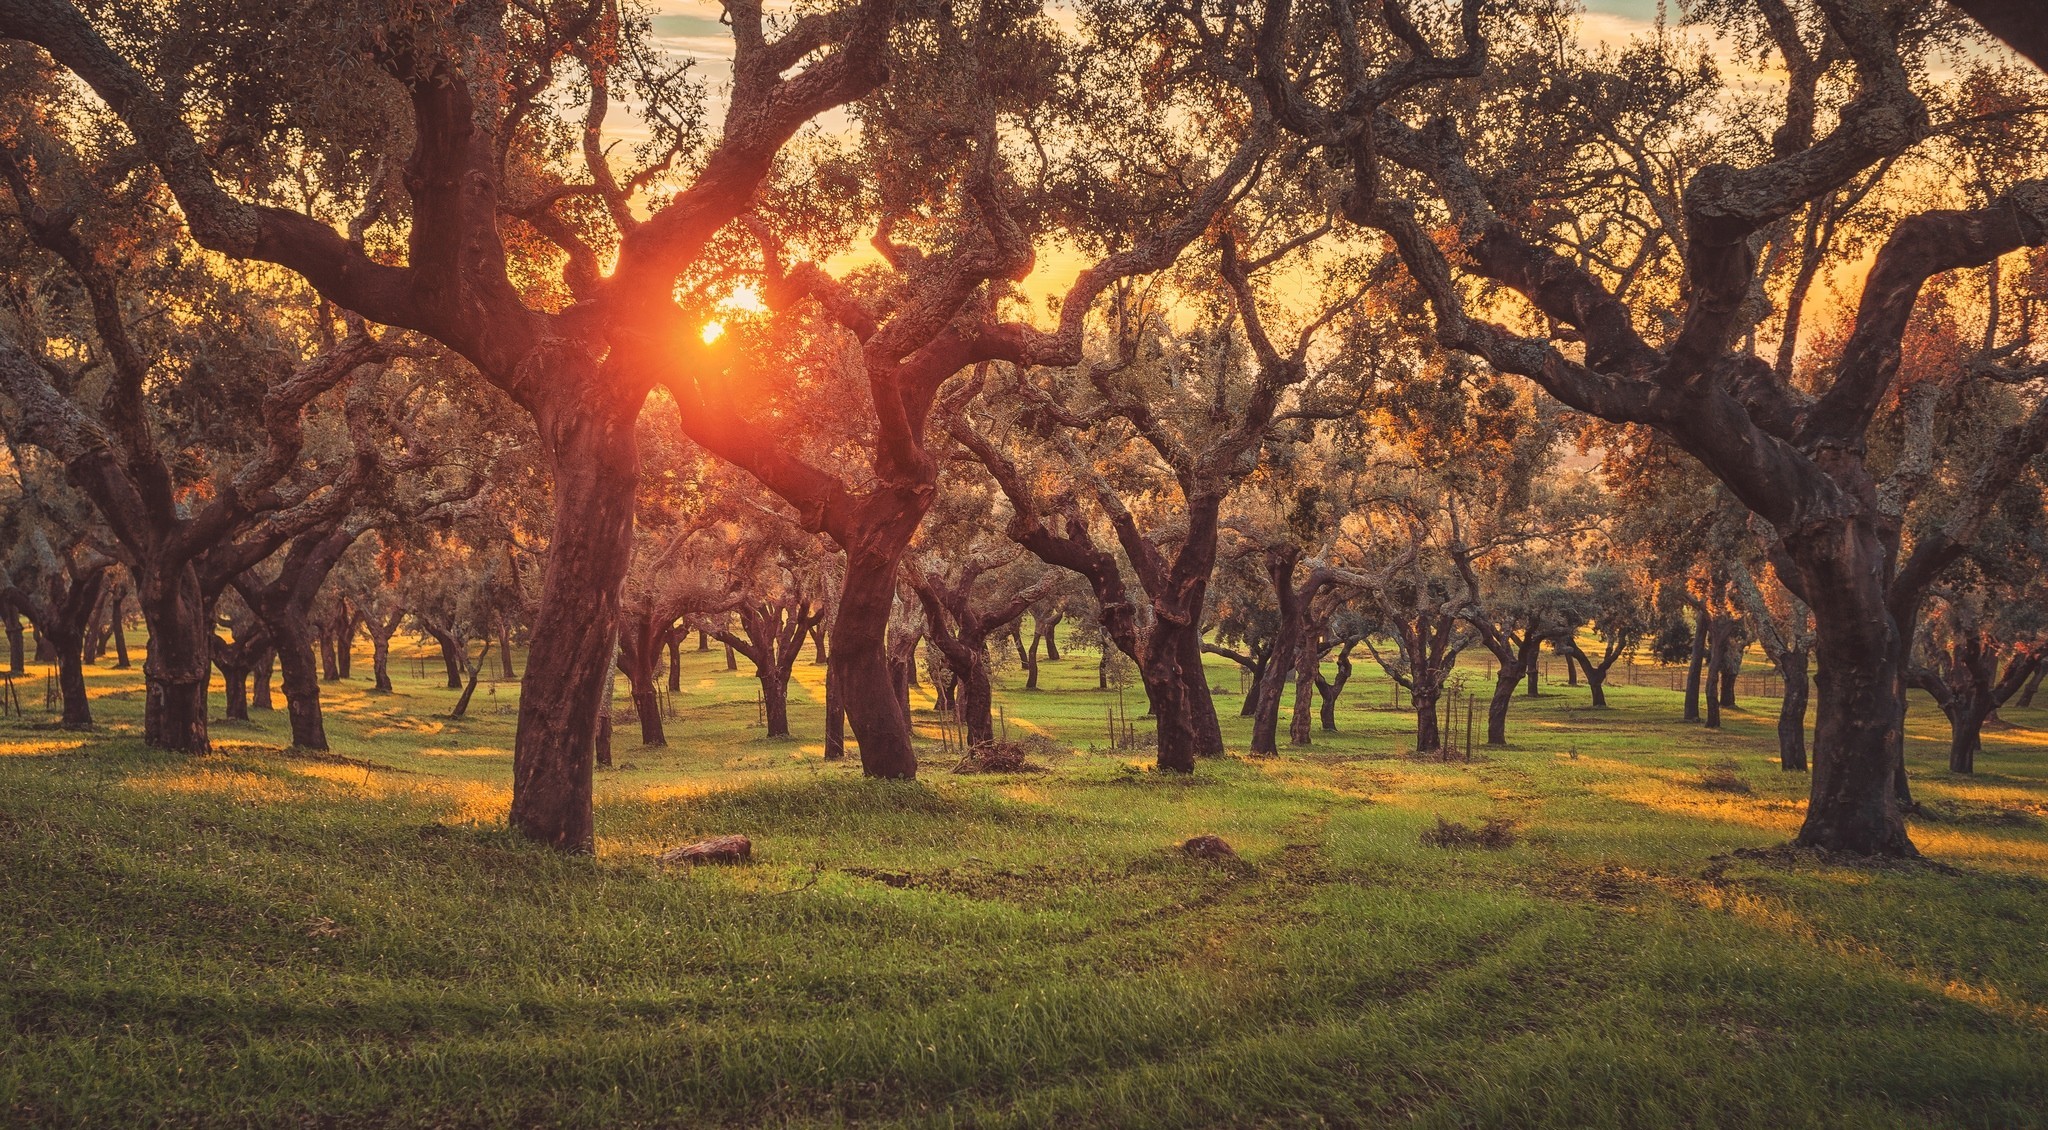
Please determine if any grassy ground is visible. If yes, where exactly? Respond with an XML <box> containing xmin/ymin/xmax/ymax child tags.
<box><xmin>2</xmin><ymin>637</ymin><xmax>2046</xmax><ymax>1128</ymax></box>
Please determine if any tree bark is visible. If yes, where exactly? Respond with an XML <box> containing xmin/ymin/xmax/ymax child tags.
<box><xmin>1778</xmin><ymin>648</ymin><xmax>1810</xmax><ymax>772</ymax></box>
<box><xmin>273</xmin><ymin>618</ymin><xmax>328</xmax><ymax>748</ymax></box>
<box><xmin>824</xmin><ymin>658</ymin><xmax>845</xmax><ymax>760</ymax></box>
<box><xmin>252</xmin><ymin>649</ymin><xmax>274</xmax><ymax>711</ymax></box>
<box><xmin>109</xmin><ymin>591</ymin><xmax>129</xmax><ymax>669</ymax></box>
<box><xmin>138</xmin><ymin>565</ymin><xmax>212</xmax><ymax>754</ymax></box>
<box><xmin>5</xmin><ymin>611</ymin><xmax>23</xmax><ymax>675</ymax></box>
<box><xmin>509</xmin><ymin>391</ymin><xmax>639</xmax><ymax>854</ymax></box>
<box><xmin>1683</xmin><ymin>606</ymin><xmax>1707</xmax><ymax>723</ymax></box>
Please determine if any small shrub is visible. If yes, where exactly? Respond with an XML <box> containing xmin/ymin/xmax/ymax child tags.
<box><xmin>1420</xmin><ymin>815</ymin><xmax>1517</xmax><ymax>849</ymax></box>
<box><xmin>1696</xmin><ymin>759</ymin><xmax>1753</xmax><ymax>795</ymax></box>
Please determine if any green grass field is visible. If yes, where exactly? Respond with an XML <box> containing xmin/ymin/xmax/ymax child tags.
<box><xmin>3</xmin><ymin>638</ymin><xmax>2046</xmax><ymax>1128</ymax></box>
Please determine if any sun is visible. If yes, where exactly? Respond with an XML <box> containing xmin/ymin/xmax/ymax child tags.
<box><xmin>700</xmin><ymin>320</ymin><xmax>726</xmax><ymax>345</ymax></box>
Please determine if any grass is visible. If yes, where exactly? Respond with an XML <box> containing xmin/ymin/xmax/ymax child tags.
<box><xmin>2</xmin><ymin>638</ymin><xmax>2047</xmax><ymax>1127</ymax></box>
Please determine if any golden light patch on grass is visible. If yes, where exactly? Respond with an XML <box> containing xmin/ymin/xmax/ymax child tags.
<box><xmin>1909</xmin><ymin>827</ymin><xmax>2048</xmax><ymax>872</ymax></box>
<box><xmin>1594</xmin><ymin>778</ymin><xmax>1805</xmax><ymax>835</ymax></box>
<box><xmin>0</xmin><ymin>737</ymin><xmax>88</xmax><ymax>757</ymax></box>
<box><xmin>125</xmin><ymin>765</ymin><xmax>298</xmax><ymax>803</ymax></box>
<box><xmin>618</xmin><ymin>780</ymin><xmax>730</xmax><ymax>805</ymax></box>
<box><xmin>412</xmin><ymin>746</ymin><xmax>511</xmax><ymax>759</ymax></box>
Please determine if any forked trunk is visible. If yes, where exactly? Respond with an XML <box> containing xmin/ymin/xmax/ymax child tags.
<box><xmin>510</xmin><ymin>391</ymin><xmax>639</xmax><ymax>853</ymax></box>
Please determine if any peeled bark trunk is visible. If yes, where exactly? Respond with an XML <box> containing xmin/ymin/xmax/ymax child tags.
<box><xmin>1778</xmin><ymin>648</ymin><xmax>1810</xmax><ymax>772</ymax></box>
<box><xmin>758</xmin><ymin>666</ymin><xmax>791</xmax><ymax>737</ymax></box>
<box><xmin>1948</xmin><ymin>706</ymin><xmax>1987</xmax><ymax>774</ymax></box>
<box><xmin>139</xmin><ymin>566</ymin><xmax>212</xmax><ymax>754</ymax></box>
<box><xmin>509</xmin><ymin>392</ymin><xmax>639</xmax><ymax>854</ymax></box>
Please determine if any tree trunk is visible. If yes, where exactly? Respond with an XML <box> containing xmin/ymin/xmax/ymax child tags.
<box><xmin>1683</xmin><ymin>611</ymin><xmax>1707</xmax><ymax>722</ymax></box>
<box><xmin>274</xmin><ymin>620</ymin><xmax>329</xmax><ymax>750</ymax></box>
<box><xmin>1948</xmin><ymin>703</ymin><xmax>1987</xmax><ymax>774</ymax></box>
<box><xmin>1720</xmin><ymin>641</ymin><xmax>1741</xmax><ymax>708</ymax></box>
<box><xmin>812</xmin><ymin>623</ymin><xmax>828</xmax><ymax>665</ymax></box>
<box><xmin>51</xmin><ymin>626</ymin><xmax>93</xmax><ymax>728</ymax></box>
<box><xmin>960</xmin><ymin>653</ymin><xmax>996</xmax><ymax>747</ymax></box>
<box><xmin>1248</xmin><ymin>651</ymin><xmax>1291</xmax><ymax>755</ymax></box>
<box><xmin>1043</xmin><ymin>620</ymin><xmax>1060</xmax><ymax>661</ymax></box>
<box><xmin>1778</xmin><ymin>648</ymin><xmax>1810</xmax><ymax>772</ymax></box>
<box><xmin>1487</xmin><ymin>665</ymin><xmax>1518</xmax><ymax>746</ymax></box>
<box><xmin>220</xmin><ymin>663</ymin><xmax>249</xmax><ymax>722</ymax></box>
<box><xmin>452</xmin><ymin>641</ymin><xmax>489</xmax><ymax>720</ymax></box>
<box><xmin>824</xmin><ymin>659</ymin><xmax>845</xmax><ymax>761</ymax></box>
<box><xmin>1287</xmin><ymin>644</ymin><xmax>1317</xmax><ymax>747</ymax></box>
<box><xmin>1179</xmin><ymin>627</ymin><xmax>1225</xmax><ymax>758</ymax></box>
<box><xmin>666</xmin><ymin>634</ymin><xmax>682</xmax><ymax>692</ymax></box>
<box><xmin>499</xmin><ymin>617</ymin><xmax>517</xmax><ymax>678</ymax></box>
<box><xmin>1016</xmin><ymin>624</ymin><xmax>1040</xmax><ymax>691</ymax></box>
<box><xmin>139</xmin><ymin>567</ymin><xmax>212</xmax><ymax>754</ymax></box>
<box><xmin>1704</xmin><ymin>650</ymin><xmax>1723</xmax><ymax>730</ymax></box>
<box><xmin>369</xmin><ymin>629</ymin><xmax>395</xmax><ymax>693</ymax></box>
<box><xmin>317</xmin><ymin>631</ymin><xmax>339</xmax><ymax>682</ymax></box>
<box><xmin>1524</xmin><ymin>663</ymin><xmax>1537</xmax><ymax>698</ymax></box>
<box><xmin>697</xmin><ymin>630</ymin><xmax>710</xmax><ymax>651</ymax></box>
<box><xmin>5</xmin><ymin>611</ymin><xmax>23</xmax><ymax>675</ymax></box>
<box><xmin>1788</xmin><ymin>526</ymin><xmax>1914</xmax><ymax>856</ymax></box>
<box><xmin>1315</xmin><ymin>645</ymin><xmax>1353</xmax><ymax>732</ymax></box>
<box><xmin>724</xmin><ymin>642</ymin><xmax>737</xmax><ymax>671</ymax></box>
<box><xmin>1414</xmin><ymin>690</ymin><xmax>1441</xmax><ymax>754</ymax></box>
<box><xmin>831</xmin><ymin>501</ymin><xmax>923</xmax><ymax>778</ymax></box>
<box><xmin>509</xmin><ymin>392</ymin><xmax>639</xmax><ymax>854</ymax></box>
<box><xmin>428</xmin><ymin>627</ymin><xmax>465</xmax><ymax>689</ymax></box>
<box><xmin>335</xmin><ymin>616</ymin><xmax>355</xmax><ymax>679</ymax></box>
<box><xmin>752</xmin><ymin>666</ymin><xmax>788</xmax><ymax>737</ymax></box>
<box><xmin>1581</xmin><ymin>653</ymin><xmax>1609</xmax><ymax>709</ymax></box>
<box><xmin>110</xmin><ymin>596</ymin><xmax>130</xmax><ymax>669</ymax></box>
<box><xmin>252</xmin><ymin>650</ymin><xmax>274</xmax><ymax>711</ymax></box>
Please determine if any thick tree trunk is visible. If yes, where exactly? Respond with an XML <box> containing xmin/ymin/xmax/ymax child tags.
<box><xmin>509</xmin><ymin>392</ymin><xmax>639</xmax><ymax>854</ymax></box>
<box><xmin>1720</xmin><ymin>642</ymin><xmax>1742</xmax><ymax>709</ymax></box>
<box><xmin>1042</xmin><ymin>619</ymin><xmax>1061</xmax><ymax>661</ymax></box>
<box><xmin>667</xmin><ymin>634</ymin><xmax>683</xmax><ymax>693</ymax></box>
<box><xmin>1704</xmin><ymin>653</ymin><xmax>1723</xmax><ymax>730</ymax></box>
<box><xmin>1788</xmin><ymin>526</ymin><xmax>1914</xmax><ymax>856</ymax></box>
<box><xmin>831</xmin><ymin>493</ymin><xmax>925</xmax><ymax>778</ymax></box>
<box><xmin>812</xmin><ymin>624</ymin><xmax>828</xmax><ymax>666</ymax></box>
<box><xmin>1248</xmin><ymin>650</ymin><xmax>1290</xmax><ymax>755</ymax></box>
<box><xmin>1778</xmin><ymin>648</ymin><xmax>1810</xmax><ymax>772</ymax></box>
<box><xmin>1948</xmin><ymin>704</ymin><xmax>1988</xmax><ymax>774</ymax></box>
<box><xmin>498</xmin><ymin>617</ymin><xmax>517</xmax><ymax>679</ymax></box>
<box><xmin>1414</xmin><ymin>691</ymin><xmax>1441</xmax><ymax>754</ymax></box>
<box><xmin>1583</xmin><ymin>657</ymin><xmax>1609</xmax><ymax>708</ymax></box>
<box><xmin>138</xmin><ymin>567</ymin><xmax>212</xmax><ymax>754</ymax></box>
<box><xmin>1524</xmin><ymin>663</ymin><xmax>1537</xmax><ymax>698</ymax></box>
<box><xmin>318</xmin><ymin>632</ymin><xmax>339</xmax><ymax>682</ymax></box>
<box><xmin>697</xmin><ymin>630</ymin><xmax>710</xmax><ymax>651</ymax></box>
<box><xmin>724</xmin><ymin>642</ymin><xmax>737</xmax><ymax>671</ymax></box>
<box><xmin>1315</xmin><ymin>645</ymin><xmax>1353</xmax><ymax>732</ymax></box>
<box><xmin>632</xmin><ymin>676</ymin><xmax>665</xmax><ymax>746</ymax></box>
<box><xmin>274</xmin><ymin>620</ymin><xmax>328</xmax><ymax>750</ymax></box>
<box><xmin>758</xmin><ymin>666</ymin><xmax>791</xmax><ymax>738</ymax></box>
<box><xmin>1015</xmin><ymin>624</ymin><xmax>1040</xmax><ymax>691</ymax></box>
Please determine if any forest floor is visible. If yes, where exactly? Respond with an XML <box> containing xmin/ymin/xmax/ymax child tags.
<box><xmin>3</xmin><ymin>641</ymin><xmax>2046</xmax><ymax>1128</ymax></box>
